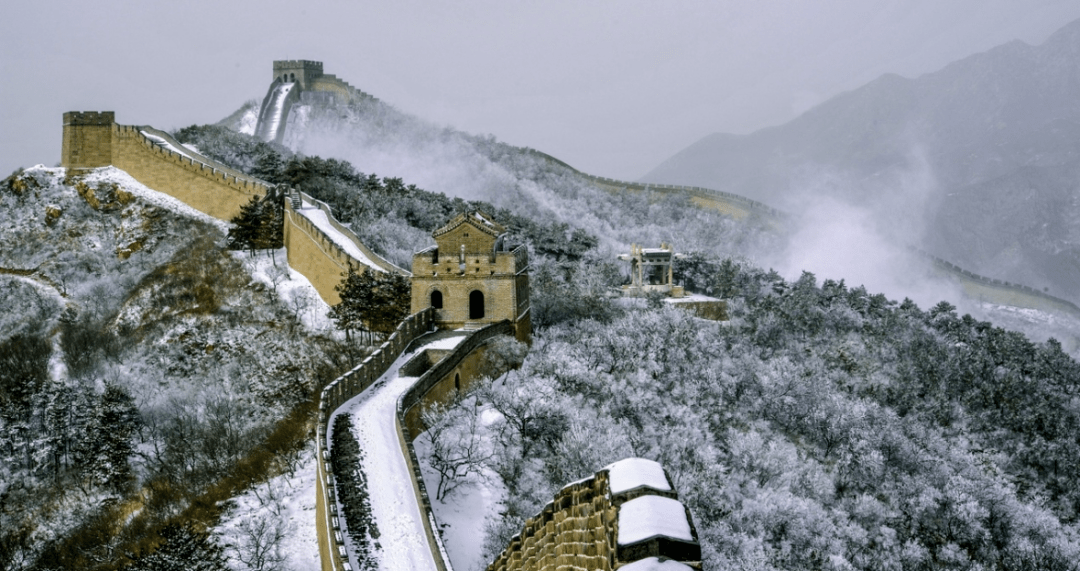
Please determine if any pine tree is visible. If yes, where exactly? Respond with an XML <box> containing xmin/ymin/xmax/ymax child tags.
<box><xmin>329</xmin><ymin>267</ymin><xmax>371</xmax><ymax>345</ymax></box>
<box><xmin>227</xmin><ymin>195</ymin><xmax>264</xmax><ymax>255</ymax></box>
<box><xmin>74</xmin><ymin>384</ymin><xmax>140</xmax><ymax>493</ymax></box>
<box><xmin>329</xmin><ymin>268</ymin><xmax>412</xmax><ymax>345</ymax></box>
<box><xmin>250</xmin><ymin>150</ymin><xmax>285</xmax><ymax>184</ymax></box>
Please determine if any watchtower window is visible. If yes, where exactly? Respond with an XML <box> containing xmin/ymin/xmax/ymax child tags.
<box><xmin>431</xmin><ymin>290</ymin><xmax>443</xmax><ymax>309</ymax></box>
<box><xmin>469</xmin><ymin>290</ymin><xmax>485</xmax><ymax>320</ymax></box>
<box><xmin>454</xmin><ymin>373</ymin><xmax>461</xmax><ymax>391</ymax></box>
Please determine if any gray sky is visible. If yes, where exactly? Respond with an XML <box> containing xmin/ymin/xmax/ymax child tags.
<box><xmin>3</xmin><ymin>0</ymin><xmax>1079</xmax><ymax>180</ymax></box>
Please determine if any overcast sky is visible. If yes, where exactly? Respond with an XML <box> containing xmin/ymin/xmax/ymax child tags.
<box><xmin>2</xmin><ymin>0</ymin><xmax>1078</xmax><ymax>180</ymax></box>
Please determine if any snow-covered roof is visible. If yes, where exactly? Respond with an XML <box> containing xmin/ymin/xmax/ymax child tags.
<box><xmin>606</xmin><ymin>458</ymin><xmax>672</xmax><ymax>495</ymax></box>
<box><xmin>619</xmin><ymin>557</ymin><xmax>694</xmax><ymax>571</ymax></box>
<box><xmin>432</xmin><ymin>210</ymin><xmax>506</xmax><ymax>239</ymax></box>
<box><xmin>617</xmin><ymin>495</ymin><xmax>694</xmax><ymax>545</ymax></box>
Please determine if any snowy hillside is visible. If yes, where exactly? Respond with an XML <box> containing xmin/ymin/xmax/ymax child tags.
<box><xmin>0</xmin><ymin>166</ymin><xmax>349</xmax><ymax>570</ymax></box>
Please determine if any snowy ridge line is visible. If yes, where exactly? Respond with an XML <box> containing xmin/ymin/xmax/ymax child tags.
<box><xmin>294</xmin><ymin>191</ymin><xmax>410</xmax><ymax>275</ymax></box>
<box><xmin>520</xmin><ymin>147</ymin><xmax>788</xmax><ymax>220</ymax></box>
<box><xmin>315</xmin><ymin>309</ymin><xmax>436</xmax><ymax>571</ymax></box>
<box><xmin>393</xmin><ymin>321</ymin><xmax>517</xmax><ymax>571</ymax></box>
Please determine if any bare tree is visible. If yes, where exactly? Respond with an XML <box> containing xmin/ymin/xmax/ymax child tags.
<box><xmin>231</xmin><ymin>516</ymin><xmax>289</xmax><ymax>571</ymax></box>
<box><xmin>422</xmin><ymin>396</ymin><xmax>493</xmax><ymax>501</ymax></box>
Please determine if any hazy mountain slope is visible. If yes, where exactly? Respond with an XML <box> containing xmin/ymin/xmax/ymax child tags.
<box><xmin>643</xmin><ymin>17</ymin><xmax>1080</xmax><ymax>302</ymax></box>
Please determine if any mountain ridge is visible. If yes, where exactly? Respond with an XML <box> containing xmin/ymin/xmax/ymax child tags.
<box><xmin>642</xmin><ymin>16</ymin><xmax>1080</xmax><ymax>303</ymax></box>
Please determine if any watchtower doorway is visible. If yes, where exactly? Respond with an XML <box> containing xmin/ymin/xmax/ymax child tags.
<box><xmin>469</xmin><ymin>290</ymin><xmax>485</xmax><ymax>319</ymax></box>
<box><xmin>430</xmin><ymin>290</ymin><xmax>443</xmax><ymax>309</ymax></box>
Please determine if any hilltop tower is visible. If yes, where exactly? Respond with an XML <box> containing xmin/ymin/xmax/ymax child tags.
<box><xmin>61</xmin><ymin>111</ymin><xmax>115</xmax><ymax>169</ymax></box>
<box><xmin>272</xmin><ymin>60</ymin><xmax>323</xmax><ymax>90</ymax></box>
<box><xmin>411</xmin><ymin>211</ymin><xmax>531</xmax><ymax>341</ymax></box>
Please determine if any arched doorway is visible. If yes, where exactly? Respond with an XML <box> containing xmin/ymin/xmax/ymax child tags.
<box><xmin>430</xmin><ymin>290</ymin><xmax>443</xmax><ymax>309</ymax></box>
<box><xmin>469</xmin><ymin>290</ymin><xmax>484</xmax><ymax>320</ymax></box>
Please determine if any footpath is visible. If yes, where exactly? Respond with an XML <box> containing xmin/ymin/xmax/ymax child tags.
<box><xmin>327</xmin><ymin>332</ymin><xmax>466</xmax><ymax>571</ymax></box>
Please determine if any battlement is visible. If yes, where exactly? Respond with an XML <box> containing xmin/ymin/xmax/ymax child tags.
<box><xmin>272</xmin><ymin>60</ymin><xmax>324</xmax><ymax>90</ymax></box>
<box><xmin>63</xmin><ymin>111</ymin><xmax>115</xmax><ymax>126</ymax></box>
<box><xmin>273</xmin><ymin>59</ymin><xmax>323</xmax><ymax>72</ymax></box>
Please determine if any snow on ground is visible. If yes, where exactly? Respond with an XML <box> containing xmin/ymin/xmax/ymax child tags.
<box><xmin>414</xmin><ymin>406</ymin><xmax>506</xmax><ymax>571</ymax></box>
<box><xmin>297</xmin><ymin>201</ymin><xmax>385</xmax><ymax>272</ymax></box>
<box><xmin>81</xmin><ymin>167</ymin><xmax>229</xmax><ymax>233</ymax></box>
<box><xmin>231</xmin><ymin>249</ymin><xmax>336</xmax><ymax>334</ymax></box>
<box><xmin>607</xmin><ymin>458</ymin><xmax>671</xmax><ymax>495</ymax></box>
<box><xmin>239</xmin><ymin>106</ymin><xmax>258</xmax><ymax>136</ymax></box>
<box><xmin>214</xmin><ymin>450</ymin><xmax>320</xmax><ymax>571</ymax></box>
<box><xmin>617</xmin><ymin>495</ymin><xmax>693</xmax><ymax>545</ymax></box>
<box><xmin>330</xmin><ymin>333</ymin><xmax>466</xmax><ymax>571</ymax></box>
<box><xmin>665</xmin><ymin>292</ymin><xmax>720</xmax><ymax>303</ymax></box>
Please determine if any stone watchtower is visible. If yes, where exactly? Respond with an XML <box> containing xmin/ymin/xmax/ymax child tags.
<box><xmin>411</xmin><ymin>211</ymin><xmax>531</xmax><ymax>341</ymax></box>
<box><xmin>61</xmin><ymin>111</ymin><xmax>115</xmax><ymax>169</ymax></box>
<box><xmin>272</xmin><ymin>60</ymin><xmax>324</xmax><ymax>90</ymax></box>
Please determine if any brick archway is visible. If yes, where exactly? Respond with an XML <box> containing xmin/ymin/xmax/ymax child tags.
<box><xmin>469</xmin><ymin>290</ymin><xmax>484</xmax><ymax>320</ymax></box>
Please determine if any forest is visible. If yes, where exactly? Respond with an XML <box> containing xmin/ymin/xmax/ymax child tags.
<box><xmin>425</xmin><ymin>261</ymin><xmax>1080</xmax><ymax>570</ymax></box>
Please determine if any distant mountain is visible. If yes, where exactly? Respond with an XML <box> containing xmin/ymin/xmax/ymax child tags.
<box><xmin>644</xmin><ymin>18</ymin><xmax>1080</xmax><ymax>302</ymax></box>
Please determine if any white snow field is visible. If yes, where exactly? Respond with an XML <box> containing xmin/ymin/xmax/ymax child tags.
<box><xmin>330</xmin><ymin>333</ymin><xmax>466</xmax><ymax>571</ymax></box>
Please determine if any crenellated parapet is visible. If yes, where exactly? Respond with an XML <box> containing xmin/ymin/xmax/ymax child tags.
<box><xmin>62</xmin><ymin>112</ymin><xmax>270</xmax><ymax>219</ymax></box>
<box><xmin>487</xmin><ymin>457</ymin><xmax>701</xmax><ymax>571</ymax></box>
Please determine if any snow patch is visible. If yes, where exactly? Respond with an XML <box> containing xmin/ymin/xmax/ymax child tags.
<box><xmin>617</xmin><ymin>496</ymin><xmax>693</xmax><ymax>545</ymax></box>
<box><xmin>214</xmin><ymin>451</ymin><xmax>321</xmax><ymax>571</ymax></box>
<box><xmin>231</xmin><ymin>249</ymin><xmax>335</xmax><ymax>333</ymax></box>
<box><xmin>81</xmin><ymin>167</ymin><xmax>229</xmax><ymax>233</ymax></box>
<box><xmin>238</xmin><ymin>106</ymin><xmax>259</xmax><ymax>136</ymax></box>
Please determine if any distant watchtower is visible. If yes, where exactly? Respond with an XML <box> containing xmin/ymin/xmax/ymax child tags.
<box><xmin>61</xmin><ymin>111</ymin><xmax>115</xmax><ymax>169</ymax></box>
<box><xmin>411</xmin><ymin>211</ymin><xmax>531</xmax><ymax>341</ymax></box>
<box><xmin>273</xmin><ymin>60</ymin><xmax>323</xmax><ymax>90</ymax></box>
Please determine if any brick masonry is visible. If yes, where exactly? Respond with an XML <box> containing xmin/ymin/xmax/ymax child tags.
<box><xmin>486</xmin><ymin>461</ymin><xmax>702</xmax><ymax>571</ymax></box>
<box><xmin>411</xmin><ymin>211</ymin><xmax>531</xmax><ymax>341</ymax></box>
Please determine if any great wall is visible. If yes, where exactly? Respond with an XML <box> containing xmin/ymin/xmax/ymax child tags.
<box><xmin>57</xmin><ymin>59</ymin><xmax>1080</xmax><ymax>571</ymax></box>
<box><xmin>60</xmin><ymin>60</ymin><xmax>703</xmax><ymax>571</ymax></box>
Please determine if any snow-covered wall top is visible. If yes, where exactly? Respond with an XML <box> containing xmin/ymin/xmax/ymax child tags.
<box><xmin>607</xmin><ymin>457</ymin><xmax>673</xmax><ymax>495</ymax></box>
<box><xmin>617</xmin><ymin>495</ymin><xmax>694</xmax><ymax>545</ymax></box>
